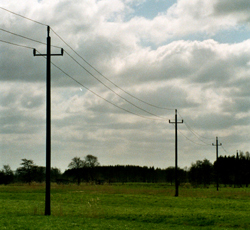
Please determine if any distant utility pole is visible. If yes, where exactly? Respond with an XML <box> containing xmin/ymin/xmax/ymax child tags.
<box><xmin>169</xmin><ymin>109</ymin><xmax>183</xmax><ymax>197</ymax></box>
<box><xmin>212</xmin><ymin>137</ymin><xmax>222</xmax><ymax>191</ymax></box>
<box><xmin>33</xmin><ymin>26</ymin><xmax>63</xmax><ymax>216</ymax></box>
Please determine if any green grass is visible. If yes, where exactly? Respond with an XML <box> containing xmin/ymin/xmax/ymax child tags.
<box><xmin>1</xmin><ymin>183</ymin><xmax>250</xmax><ymax>229</ymax></box>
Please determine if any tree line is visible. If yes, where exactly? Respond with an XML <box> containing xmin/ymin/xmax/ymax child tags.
<box><xmin>1</xmin><ymin>152</ymin><xmax>250</xmax><ymax>187</ymax></box>
<box><xmin>0</xmin><ymin>159</ymin><xmax>61</xmax><ymax>185</ymax></box>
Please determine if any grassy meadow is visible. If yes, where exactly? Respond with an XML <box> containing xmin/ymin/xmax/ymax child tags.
<box><xmin>0</xmin><ymin>183</ymin><xmax>250</xmax><ymax>229</ymax></box>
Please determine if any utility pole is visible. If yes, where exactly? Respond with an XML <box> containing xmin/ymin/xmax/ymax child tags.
<box><xmin>212</xmin><ymin>137</ymin><xmax>222</xmax><ymax>191</ymax></box>
<box><xmin>169</xmin><ymin>109</ymin><xmax>183</xmax><ymax>197</ymax></box>
<box><xmin>33</xmin><ymin>26</ymin><xmax>63</xmax><ymax>215</ymax></box>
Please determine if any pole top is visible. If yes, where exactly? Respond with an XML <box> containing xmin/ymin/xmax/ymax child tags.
<box><xmin>47</xmin><ymin>26</ymin><xmax>50</xmax><ymax>36</ymax></box>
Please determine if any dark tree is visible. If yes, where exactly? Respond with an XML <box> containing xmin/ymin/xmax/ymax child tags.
<box><xmin>0</xmin><ymin>165</ymin><xmax>14</xmax><ymax>185</ymax></box>
<box><xmin>51</xmin><ymin>167</ymin><xmax>62</xmax><ymax>182</ymax></box>
<box><xmin>16</xmin><ymin>159</ymin><xmax>36</xmax><ymax>184</ymax></box>
<box><xmin>68</xmin><ymin>157</ymin><xmax>84</xmax><ymax>169</ymax></box>
<box><xmin>165</xmin><ymin>167</ymin><xmax>175</xmax><ymax>185</ymax></box>
<box><xmin>189</xmin><ymin>159</ymin><xmax>213</xmax><ymax>187</ymax></box>
<box><xmin>84</xmin><ymin>155</ymin><xmax>100</xmax><ymax>168</ymax></box>
<box><xmin>83</xmin><ymin>155</ymin><xmax>100</xmax><ymax>182</ymax></box>
<box><xmin>68</xmin><ymin>157</ymin><xmax>84</xmax><ymax>185</ymax></box>
<box><xmin>65</xmin><ymin>155</ymin><xmax>100</xmax><ymax>184</ymax></box>
<box><xmin>215</xmin><ymin>152</ymin><xmax>250</xmax><ymax>187</ymax></box>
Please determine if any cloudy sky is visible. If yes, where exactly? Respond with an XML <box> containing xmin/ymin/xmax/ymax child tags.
<box><xmin>1</xmin><ymin>0</ymin><xmax>250</xmax><ymax>172</ymax></box>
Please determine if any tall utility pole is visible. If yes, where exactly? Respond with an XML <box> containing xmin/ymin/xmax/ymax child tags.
<box><xmin>33</xmin><ymin>26</ymin><xmax>63</xmax><ymax>215</ymax></box>
<box><xmin>212</xmin><ymin>137</ymin><xmax>222</xmax><ymax>191</ymax></box>
<box><xmin>169</xmin><ymin>109</ymin><xmax>183</xmax><ymax>197</ymax></box>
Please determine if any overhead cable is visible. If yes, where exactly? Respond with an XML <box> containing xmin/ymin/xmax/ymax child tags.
<box><xmin>0</xmin><ymin>7</ymin><xmax>47</xmax><ymax>26</ymax></box>
<box><xmin>177</xmin><ymin>111</ymin><xmax>213</xmax><ymax>144</ymax></box>
<box><xmin>50</xmin><ymin>27</ymin><xmax>175</xmax><ymax>111</ymax></box>
<box><xmin>1</xmin><ymin>7</ymin><xmax>175</xmax><ymax>113</ymax></box>
<box><xmin>50</xmin><ymin>59</ymin><xmax>165</xmax><ymax>121</ymax></box>
<box><xmin>0</xmin><ymin>7</ymin><xmax>174</xmax><ymax>111</ymax></box>
<box><xmin>0</xmin><ymin>28</ymin><xmax>169</xmax><ymax>121</ymax></box>
<box><xmin>0</xmin><ymin>28</ymin><xmax>46</xmax><ymax>45</ymax></box>
<box><xmin>0</xmin><ymin>39</ymin><xmax>34</xmax><ymax>50</ymax></box>
<box><xmin>64</xmin><ymin>50</ymin><xmax>168</xmax><ymax>121</ymax></box>
<box><xmin>177</xmin><ymin>129</ymin><xmax>210</xmax><ymax>146</ymax></box>
<box><xmin>221</xmin><ymin>145</ymin><xmax>229</xmax><ymax>154</ymax></box>
<box><xmin>0</xmin><ymin>27</ymin><xmax>62</xmax><ymax>50</ymax></box>
<box><xmin>0</xmin><ymin>39</ymin><xmax>164</xmax><ymax>121</ymax></box>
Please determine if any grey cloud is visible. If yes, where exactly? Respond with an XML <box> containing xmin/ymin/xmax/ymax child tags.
<box><xmin>20</xmin><ymin>95</ymin><xmax>44</xmax><ymax>109</ymax></box>
<box><xmin>214</xmin><ymin>0</ymin><xmax>250</xmax><ymax>16</ymax></box>
<box><xmin>231</xmin><ymin>80</ymin><xmax>250</xmax><ymax>97</ymax></box>
<box><xmin>227</xmin><ymin>97</ymin><xmax>250</xmax><ymax>113</ymax></box>
<box><xmin>1</xmin><ymin>111</ymin><xmax>44</xmax><ymax>134</ymax></box>
<box><xmin>0</xmin><ymin>91</ymin><xmax>18</xmax><ymax>107</ymax></box>
<box><xmin>0</xmin><ymin>46</ymin><xmax>45</xmax><ymax>82</ymax></box>
<box><xmin>185</xmin><ymin>111</ymin><xmax>249</xmax><ymax>132</ymax></box>
<box><xmin>1</xmin><ymin>86</ymin><xmax>44</xmax><ymax>110</ymax></box>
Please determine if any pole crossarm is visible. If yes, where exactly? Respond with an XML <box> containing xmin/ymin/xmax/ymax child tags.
<box><xmin>169</xmin><ymin>120</ymin><xmax>184</xmax><ymax>124</ymax></box>
<box><xmin>169</xmin><ymin>109</ymin><xmax>183</xmax><ymax>197</ymax></box>
<box><xmin>33</xmin><ymin>25</ymin><xmax>63</xmax><ymax>216</ymax></box>
<box><xmin>212</xmin><ymin>142</ymin><xmax>222</xmax><ymax>147</ymax></box>
<box><xmin>33</xmin><ymin>48</ymin><xmax>63</xmax><ymax>56</ymax></box>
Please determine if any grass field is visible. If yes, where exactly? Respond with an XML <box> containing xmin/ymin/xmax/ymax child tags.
<box><xmin>0</xmin><ymin>183</ymin><xmax>250</xmax><ymax>229</ymax></box>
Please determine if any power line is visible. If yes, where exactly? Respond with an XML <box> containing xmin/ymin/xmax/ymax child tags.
<box><xmin>0</xmin><ymin>7</ymin><xmax>217</xmax><ymax>132</ymax></box>
<box><xmin>181</xmin><ymin>122</ymin><xmax>211</xmax><ymax>145</ymax></box>
<box><xmin>1</xmin><ymin>6</ymin><xmax>174</xmax><ymax>111</ymax></box>
<box><xmin>0</xmin><ymin>28</ymin><xmax>168</xmax><ymax>119</ymax></box>
<box><xmin>0</xmin><ymin>39</ymin><xmax>34</xmax><ymax>50</ymax></box>
<box><xmin>0</xmin><ymin>27</ymin><xmax>62</xmax><ymax>50</ymax></box>
<box><xmin>50</xmin><ymin>27</ymin><xmax>175</xmax><ymax>111</ymax></box>
<box><xmin>50</xmin><ymin>59</ymin><xmax>164</xmax><ymax>121</ymax></box>
<box><xmin>0</xmin><ymin>38</ymin><xmax>153</xmax><ymax>120</ymax></box>
<box><xmin>221</xmin><ymin>145</ymin><xmax>229</xmax><ymax>154</ymax></box>
<box><xmin>177</xmin><ymin>129</ymin><xmax>210</xmax><ymax>146</ymax></box>
<box><xmin>1</xmin><ymin>38</ymin><xmax>165</xmax><ymax>121</ymax></box>
<box><xmin>31</xmin><ymin>48</ymin><xmax>163</xmax><ymax>121</ymax></box>
<box><xmin>64</xmin><ymin>50</ymin><xmax>169</xmax><ymax>121</ymax></box>
<box><xmin>0</xmin><ymin>28</ymin><xmax>46</xmax><ymax>45</ymax></box>
<box><xmin>176</xmin><ymin>112</ymin><xmax>235</xmax><ymax>151</ymax></box>
<box><xmin>1</xmin><ymin>28</ymin><xmax>170</xmax><ymax>120</ymax></box>
<box><xmin>177</xmin><ymin>111</ymin><xmax>213</xmax><ymax>141</ymax></box>
<box><xmin>0</xmin><ymin>17</ymin><xmax>223</xmax><ymax>145</ymax></box>
<box><xmin>0</xmin><ymin>7</ymin><xmax>47</xmax><ymax>26</ymax></box>
<box><xmin>0</xmin><ymin>28</ymin><xmax>168</xmax><ymax>121</ymax></box>
<box><xmin>0</xmin><ymin>35</ymin><xmax>214</xmax><ymax>145</ymax></box>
